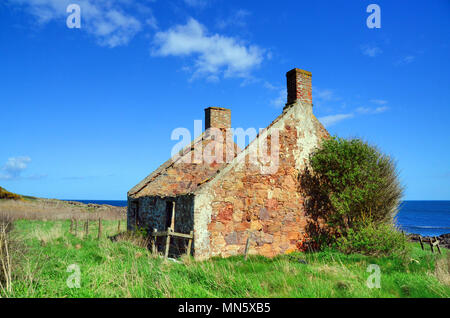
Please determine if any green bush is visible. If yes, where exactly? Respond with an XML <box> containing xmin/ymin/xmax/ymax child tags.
<box><xmin>0</xmin><ymin>187</ymin><xmax>22</xmax><ymax>200</ymax></box>
<box><xmin>302</xmin><ymin>137</ymin><xmax>406</xmax><ymax>256</ymax></box>
<box><xmin>334</xmin><ymin>222</ymin><xmax>410</xmax><ymax>258</ymax></box>
<box><xmin>309</xmin><ymin>137</ymin><xmax>403</xmax><ymax>232</ymax></box>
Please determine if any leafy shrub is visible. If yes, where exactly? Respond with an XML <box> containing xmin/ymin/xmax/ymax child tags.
<box><xmin>301</xmin><ymin>136</ymin><xmax>406</xmax><ymax>256</ymax></box>
<box><xmin>0</xmin><ymin>187</ymin><xmax>22</xmax><ymax>201</ymax></box>
<box><xmin>334</xmin><ymin>222</ymin><xmax>410</xmax><ymax>258</ymax></box>
<box><xmin>309</xmin><ymin>137</ymin><xmax>403</xmax><ymax>232</ymax></box>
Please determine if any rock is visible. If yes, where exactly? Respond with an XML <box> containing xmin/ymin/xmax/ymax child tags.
<box><xmin>288</xmin><ymin>255</ymin><xmax>308</xmax><ymax>264</ymax></box>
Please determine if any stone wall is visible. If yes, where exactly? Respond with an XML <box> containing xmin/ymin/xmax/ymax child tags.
<box><xmin>193</xmin><ymin>101</ymin><xmax>328</xmax><ymax>260</ymax></box>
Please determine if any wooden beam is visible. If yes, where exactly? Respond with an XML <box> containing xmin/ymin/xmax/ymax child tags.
<box><xmin>186</xmin><ymin>231</ymin><xmax>193</xmax><ymax>256</ymax></box>
<box><xmin>165</xmin><ymin>228</ymin><xmax>172</xmax><ymax>259</ymax></box>
<box><xmin>171</xmin><ymin>202</ymin><xmax>176</xmax><ymax>231</ymax></box>
<box><xmin>152</xmin><ymin>229</ymin><xmax>157</xmax><ymax>254</ymax></box>
<box><xmin>152</xmin><ymin>231</ymin><xmax>193</xmax><ymax>239</ymax></box>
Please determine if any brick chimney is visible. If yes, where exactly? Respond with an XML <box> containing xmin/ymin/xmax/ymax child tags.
<box><xmin>204</xmin><ymin>107</ymin><xmax>231</xmax><ymax>130</ymax></box>
<box><xmin>285</xmin><ymin>68</ymin><xmax>312</xmax><ymax>109</ymax></box>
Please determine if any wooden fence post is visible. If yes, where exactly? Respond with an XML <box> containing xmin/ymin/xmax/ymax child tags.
<box><xmin>85</xmin><ymin>220</ymin><xmax>89</xmax><ymax>237</ymax></box>
<box><xmin>74</xmin><ymin>219</ymin><xmax>78</xmax><ymax>236</ymax></box>
<box><xmin>97</xmin><ymin>218</ymin><xmax>102</xmax><ymax>239</ymax></box>
<box><xmin>419</xmin><ymin>236</ymin><xmax>424</xmax><ymax>250</ymax></box>
<box><xmin>165</xmin><ymin>228</ymin><xmax>171</xmax><ymax>259</ymax></box>
<box><xmin>186</xmin><ymin>231</ymin><xmax>193</xmax><ymax>256</ymax></box>
<box><xmin>434</xmin><ymin>236</ymin><xmax>442</xmax><ymax>255</ymax></box>
<box><xmin>70</xmin><ymin>219</ymin><xmax>74</xmax><ymax>234</ymax></box>
<box><xmin>152</xmin><ymin>229</ymin><xmax>157</xmax><ymax>254</ymax></box>
<box><xmin>244</xmin><ymin>236</ymin><xmax>251</xmax><ymax>261</ymax></box>
<box><xmin>117</xmin><ymin>220</ymin><xmax>121</xmax><ymax>233</ymax></box>
<box><xmin>429</xmin><ymin>238</ymin><xmax>434</xmax><ymax>253</ymax></box>
<box><xmin>171</xmin><ymin>202</ymin><xmax>176</xmax><ymax>230</ymax></box>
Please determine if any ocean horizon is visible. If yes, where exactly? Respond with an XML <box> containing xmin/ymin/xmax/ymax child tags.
<box><xmin>67</xmin><ymin>199</ymin><xmax>450</xmax><ymax>237</ymax></box>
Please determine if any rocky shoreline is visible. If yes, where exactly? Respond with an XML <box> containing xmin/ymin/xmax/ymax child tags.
<box><xmin>408</xmin><ymin>233</ymin><xmax>450</xmax><ymax>249</ymax></box>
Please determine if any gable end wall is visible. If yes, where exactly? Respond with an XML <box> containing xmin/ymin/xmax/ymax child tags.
<box><xmin>193</xmin><ymin>102</ymin><xmax>328</xmax><ymax>260</ymax></box>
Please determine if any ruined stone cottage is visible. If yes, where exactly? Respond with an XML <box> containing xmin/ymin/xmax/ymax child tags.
<box><xmin>127</xmin><ymin>68</ymin><xmax>329</xmax><ymax>260</ymax></box>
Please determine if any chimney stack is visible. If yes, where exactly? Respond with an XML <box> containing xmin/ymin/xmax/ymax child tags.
<box><xmin>204</xmin><ymin>107</ymin><xmax>231</xmax><ymax>130</ymax></box>
<box><xmin>285</xmin><ymin>68</ymin><xmax>312</xmax><ymax>109</ymax></box>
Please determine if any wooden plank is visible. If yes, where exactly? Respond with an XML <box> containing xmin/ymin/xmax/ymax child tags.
<box><xmin>165</xmin><ymin>228</ymin><xmax>171</xmax><ymax>259</ymax></box>
<box><xmin>117</xmin><ymin>220</ymin><xmax>121</xmax><ymax>233</ymax></box>
<box><xmin>170</xmin><ymin>232</ymin><xmax>193</xmax><ymax>239</ymax></box>
<box><xmin>152</xmin><ymin>231</ymin><xmax>168</xmax><ymax>237</ymax></box>
<box><xmin>186</xmin><ymin>231</ymin><xmax>193</xmax><ymax>256</ymax></box>
<box><xmin>429</xmin><ymin>238</ymin><xmax>434</xmax><ymax>253</ymax></box>
<box><xmin>152</xmin><ymin>229</ymin><xmax>157</xmax><ymax>254</ymax></box>
<box><xmin>152</xmin><ymin>231</ymin><xmax>193</xmax><ymax>239</ymax></box>
<box><xmin>171</xmin><ymin>202</ymin><xmax>176</xmax><ymax>231</ymax></box>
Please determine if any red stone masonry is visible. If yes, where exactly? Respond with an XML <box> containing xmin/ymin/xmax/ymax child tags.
<box><xmin>286</xmin><ymin>68</ymin><xmax>312</xmax><ymax>107</ymax></box>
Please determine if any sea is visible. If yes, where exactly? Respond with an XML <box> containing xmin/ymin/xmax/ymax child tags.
<box><xmin>69</xmin><ymin>200</ymin><xmax>450</xmax><ymax>237</ymax></box>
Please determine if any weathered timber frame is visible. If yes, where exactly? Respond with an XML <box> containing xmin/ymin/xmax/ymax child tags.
<box><xmin>418</xmin><ymin>235</ymin><xmax>442</xmax><ymax>254</ymax></box>
<box><xmin>152</xmin><ymin>227</ymin><xmax>194</xmax><ymax>259</ymax></box>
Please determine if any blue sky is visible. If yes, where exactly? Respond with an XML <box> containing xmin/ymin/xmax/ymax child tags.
<box><xmin>0</xmin><ymin>0</ymin><xmax>449</xmax><ymax>200</ymax></box>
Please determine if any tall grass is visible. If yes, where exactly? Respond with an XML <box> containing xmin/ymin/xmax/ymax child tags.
<box><xmin>0</xmin><ymin>218</ymin><xmax>13</xmax><ymax>295</ymax></box>
<box><xmin>2</xmin><ymin>219</ymin><xmax>449</xmax><ymax>298</ymax></box>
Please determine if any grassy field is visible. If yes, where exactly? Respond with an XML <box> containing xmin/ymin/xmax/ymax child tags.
<box><xmin>0</xmin><ymin>198</ymin><xmax>125</xmax><ymax>221</ymax></box>
<box><xmin>1</xmin><ymin>219</ymin><xmax>449</xmax><ymax>298</ymax></box>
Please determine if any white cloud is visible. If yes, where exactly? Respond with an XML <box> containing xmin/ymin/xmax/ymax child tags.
<box><xmin>356</xmin><ymin>100</ymin><xmax>389</xmax><ymax>114</ymax></box>
<box><xmin>152</xmin><ymin>18</ymin><xmax>264</xmax><ymax>79</ymax></box>
<box><xmin>313</xmin><ymin>87</ymin><xmax>340</xmax><ymax>102</ymax></box>
<box><xmin>183</xmin><ymin>0</ymin><xmax>208</xmax><ymax>8</ymax></box>
<box><xmin>396</xmin><ymin>55</ymin><xmax>415</xmax><ymax>66</ymax></box>
<box><xmin>8</xmin><ymin>0</ymin><xmax>155</xmax><ymax>48</ymax></box>
<box><xmin>216</xmin><ymin>9</ymin><xmax>251</xmax><ymax>29</ymax></box>
<box><xmin>374</xmin><ymin>106</ymin><xmax>389</xmax><ymax>113</ymax></box>
<box><xmin>361</xmin><ymin>44</ymin><xmax>382</xmax><ymax>57</ymax></box>
<box><xmin>319</xmin><ymin>114</ymin><xmax>354</xmax><ymax>127</ymax></box>
<box><xmin>356</xmin><ymin>106</ymin><xmax>389</xmax><ymax>114</ymax></box>
<box><xmin>0</xmin><ymin>156</ymin><xmax>31</xmax><ymax>180</ymax></box>
<box><xmin>370</xmin><ymin>99</ymin><xmax>388</xmax><ymax>105</ymax></box>
<box><xmin>270</xmin><ymin>89</ymin><xmax>286</xmax><ymax>108</ymax></box>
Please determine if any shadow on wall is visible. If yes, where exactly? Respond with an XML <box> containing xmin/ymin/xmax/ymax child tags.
<box><xmin>298</xmin><ymin>167</ymin><xmax>334</xmax><ymax>251</ymax></box>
